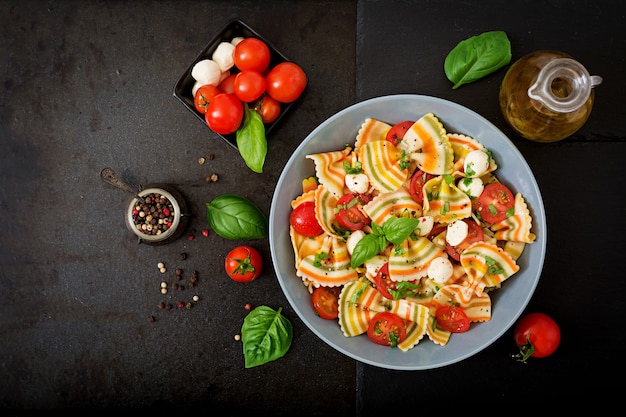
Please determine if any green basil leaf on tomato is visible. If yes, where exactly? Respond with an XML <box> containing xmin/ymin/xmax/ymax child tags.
<box><xmin>241</xmin><ymin>306</ymin><xmax>293</xmax><ymax>368</ymax></box>
<box><xmin>206</xmin><ymin>194</ymin><xmax>268</xmax><ymax>240</ymax></box>
<box><xmin>236</xmin><ymin>106</ymin><xmax>267</xmax><ymax>174</ymax></box>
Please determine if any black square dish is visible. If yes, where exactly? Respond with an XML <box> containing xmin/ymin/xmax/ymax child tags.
<box><xmin>173</xmin><ymin>18</ymin><xmax>299</xmax><ymax>149</ymax></box>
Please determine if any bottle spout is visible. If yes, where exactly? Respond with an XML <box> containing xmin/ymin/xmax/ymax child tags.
<box><xmin>590</xmin><ymin>75</ymin><xmax>603</xmax><ymax>88</ymax></box>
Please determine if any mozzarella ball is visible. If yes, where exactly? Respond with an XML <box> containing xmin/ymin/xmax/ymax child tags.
<box><xmin>416</xmin><ymin>216</ymin><xmax>434</xmax><ymax>236</ymax></box>
<box><xmin>457</xmin><ymin>177</ymin><xmax>484</xmax><ymax>199</ymax></box>
<box><xmin>191</xmin><ymin>59</ymin><xmax>221</xmax><ymax>86</ymax></box>
<box><xmin>446</xmin><ymin>220</ymin><xmax>469</xmax><ymax>246</ymax></box>
<box><xmin>346</xmin><ymin>230</ymin><xmax>366</xmax><ymax>255</ymax></box>
<box><xmin>345</xmin><ymin>173</ymin><xmax>369</xmax><ymax>194</ymax></box>
<box><xmin>464</xmin><ymin>150</ymin><xmax>490</xmax><ymax>177</ymax></box>
<box><xmin>212</xmin><ymin>42</ymin><xmax>236</xmax><ymax>72</ymax></box>
<box><xmin>428</xmin><ymin>256</ymin><xmax>454</xmax><ymax>285</ymax></box>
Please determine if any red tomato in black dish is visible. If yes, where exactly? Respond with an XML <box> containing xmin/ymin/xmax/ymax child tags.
<box><xmin>233</xmin><ymin>38</ymin><xmax>271</xmax><ymax>73</ymax></box>
<box><xmin>254</xmin><ymin>94</ymin><xmax>281</xmax><ymax>124</ymax></box>
<box><xmin>225</xmin><ymin>245</ymin><xmax>263</xmax><ymax>283</ymax></box>
<box><xmin>367</xmin><ymin>312</ymin><xmax>407</xmax><ymax>347</ymax></box>
<box><xmin>335</xmin><ymin>193</ymin><xmax>371</xmax><ymax>231</ymax></box>
<box><xmin>233</xmin><ymin>70</ymin><xmax>266</xmax><ymax>103</ymax></box>
<box><xmin>290</xmin><ymin>201</ymin><xmax>324</xmax><ymax>237</ymax></box>
<box><xmin>408</xmin><ymin>170</ymin><xmax>435</xmax><ymax>205</ymax></box>
<box><xmin>385</xmin><ymin>120</ymin><xmax>414</xmax><ymax>146</ymax></box>
<box><xmin>513</xmin><ymin>312</ymin><xmax>561</xmax><ymax>362</ymax></box>
<box><xmin>475</xmin><ymin>182</ymin><xmax>515</xmax><ymax>224</ymax></box>
<box><xmin>204</xmin><ymin>93</ymin><xmax>244</xmax><ymax>135</ymax></box>
<box><xmin>435</xmin><ymin>305</ymin><xmax>470</xmax><ymax>333</ymax></box>
<box><xmin>311</xmin><ymin>286</ymin><xmax>340</xmax><ymax>320</ymax></box>
<box><xmin>265</xmin><ymin>62</ymin><xmax>307</xmax><ymax>103</ymax></box>
<box><xmin>193</xmin><ymin>84</ymin><xmax>220</xmax><ymax>114</ymax></box>
<box><xmin>218</xmin><ymin>73</ymin><xmax>237</xmax><ymax>94</ymax></box>
<box><xmin>445</xmin><ymin>219</ymin><xmax>484</xmax><ymax>261</ymax></box>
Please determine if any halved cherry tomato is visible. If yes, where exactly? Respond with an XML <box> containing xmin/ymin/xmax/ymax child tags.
<box><xmin>475</xmin><ymin>182</ymin><xmax>515</xmax><ymax>224</ymax></box>
<box><xmin>311</xmin><ymin>286</ymin><xmax>340</xmax><ymax>320</ymax></box>
<box><xmin>265</xmin><ymin>62</ymin><xmax>307</xmax><ymax>103</ymax></box>
<box><xmin>225</xmin><ymin>245</ymin><xmax>262</xmax><ymax>283</ymax></box>
<box><xmin>290</xmin><ymin>201</ymin><xmax>324</xmax><ymax>237</ymax></box>
<box><xmin>234</xmin><ymin>70</ymin><xmax>266</xmax><ymax>103</ymax></box>
<box><xmin>204</xmin><ymin>93</ymin><xmax>244</xmax><ymax>135</ymax></box>
<box><xmin>445</xmin><ymin>219</ymin><xmax>484</xmax><ymax>261</ymax></box>
<box><xmin>335</xmin><ymin>193</ymin><xmax>371</xmax><ymax>231</ymax></box>
<box><xmin>374</xmin><ymin>263</ymin><xmax>395</xmax><ymax>300</ymax></box>
<box><xmin>408</xmin><ymin>170</ymin><xmax>435</xmax><ymax>205</ymax></box>
<box><xmin>194</xmin><ymin>84</ymin><xmax>220</xmax><ymax>114</ymax></box>
<box><xmin>385</xmin><ymin>120</ymin><xmax>414</xmax><ymax>146</ymax></box>
<box><xmin>254</xmin><ymin>94</ymin><xmax>281</xmax><ymax>124</ymax></box>
<box><xmin>435</xmin><ymin>305</ymin><xmax>470</xmax><ymax>333</ymax></box>
<box><xmin>513</xmin><ymin>312</ymin><xmax>560</xmax><ymax>362</ymax></box>
<box><xmin>218</xmin><ymin>74</ymin><xmax>237</xmax><ymax>94</ymax></box>
<box><xmin>367</xmin><ymin>312</ymin><xmax>407</xmax><ymax>347</ymax></box>
<box><xmin>233</xmin><ymin>38</ymin><xmax>271</xmax><ymax>73</ymax></box>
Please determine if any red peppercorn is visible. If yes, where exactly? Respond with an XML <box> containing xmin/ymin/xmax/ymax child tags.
<box><xmin>187</xmin><ymin>234</ymin><xmax>195</xmax><ymax>241</ymax></box>
<box><xmin>163</xmin><ymin>207</ymin><xmax>170</xmax><ymax>216</ymax></box>
<box><xmin>244</xmin><ymin>303</ymin><xmax>252</xmax><ymax>311</ymax></box>
<box><xmin>177</xmin><ymin>301</ymin><xmax>185</xmax><ymax>309</ymax></box>
<box><xmin>201</xmin><ymin>229</ymin><xmax>209</xmax><ymax>237</ymax></box>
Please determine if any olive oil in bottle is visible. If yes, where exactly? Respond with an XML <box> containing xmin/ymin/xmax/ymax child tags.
<box><xmin>499</xmin><ymin>50</ymin><xmax>602</xmax><ymax>143</ymax></box>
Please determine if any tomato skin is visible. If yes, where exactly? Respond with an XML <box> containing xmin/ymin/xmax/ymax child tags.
<box><xmin>374</xmin><ymin>263</ymin><xmax>395</xmax><ymax>300</ymax></box>
<box><xmin>254</xmin><ymin>95</ymin><xmax>281</xmax><ymax>124</ymax></box>
<box><xmin>194</xmin><ymin>84</ymin><xmax>220</xmax><ymax>114</ymax></box>
<box><xmin>218</xmin><ymin>74</ymin><xmax>237</xmax><ymax>94</ymax></box>
<box><xmin>513</xmin><ymin>312</ymin><xmax>561</xmax><ymax>362</ymax></box>
<box><xmin>311</xmin><ymin>287</ymin><xmax>340</xmax><ymax>320</ymax></box>
<box><xmin>334</xmin><ymin>193</ymin><xmax>371</xmax><ymax>231</ymax></box>
<box><xmin>445</xmin><ymin>219</ymin><xmax>485</xmax><ymax>261</ymax></box>
<box><xmin>435</xmin><ymin>305</ymin><xmax>470</xmax><ymax>333</ymax></box>
<box><xmin>265</xmin><ymin>62</ymin><xmax>307</xmax><ymax>103</ymax></box>
<box><xmin>385</xmin><ymin>120</ymin><xmax>414</xmax><ymax>146</ymax></box>
<box><xmin>475</xmin><ymin>182</ymin><xmax>515</xmax><ymax>224</ymax></box>
<box><xmin>204</xmin><ymin>93</ymin><xmax>244</xmax><ymax>135</ymax></box>
<box><xmin>233</xmin><ymin>38</ymin><xmax>271</xmax><ymax>73</ymax></box>
<box><xmin>225</xmin><ymin>245</ymin><xmax>263</xmax><ymax>283</ymax></box>
<box><xmin>367</xmin><ymin>312</ymin><xmax>407</xmax><ymax>347</ymax></box>
<box><xmin>408</xmin><ymin>170</ymin><xmax>434</xmax><ymax>205</ymax></box>
<box><xmin>233</xmin><ymin>70</ymin><xmax>266</xmax><ymax>103</ymax></box>
<box><xmin>290</xmin><ymin>201</ymin><xmax>324</xmax><ymax>237</ymax></box>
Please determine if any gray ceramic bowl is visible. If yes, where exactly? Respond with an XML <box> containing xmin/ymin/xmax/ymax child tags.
<box><xmin>269</xmin><ymin>94</ymin><xmax>546</xmax><ymax>370</ymax></box>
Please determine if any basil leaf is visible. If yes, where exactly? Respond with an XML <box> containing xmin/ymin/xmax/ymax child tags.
<box><xmin>351</xmin><ymin>232</ymin><xmax>385</xmax><ymax>269</ymax></box>
<box><xmin>206</xmin><ymin>194</ymin><xmax>268</xmax><ymax>240</ymax></box>
<box><xmin>236</xmin><ymin>106</ymin><xmax>267</xmax><ymax>173</ymax></box>
<box><xmin>382</xmin><ymin>217</ymin><xmax>421</xmax><ymax>246</ymax></box>
<box><xmin>241</xmin><ymin>306</ymin><xmax>293</xmax><ymax>368</ymax></box>
<box><xmin>444</xmin><ymin>30</ymin><xmax>511</xmax><ymax>89</ymax></box>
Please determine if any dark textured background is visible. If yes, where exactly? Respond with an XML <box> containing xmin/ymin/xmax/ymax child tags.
<box><xmin>2</xmin><ymin>0</ymin><xmax>625</xmax><ymax>414</ymax></box>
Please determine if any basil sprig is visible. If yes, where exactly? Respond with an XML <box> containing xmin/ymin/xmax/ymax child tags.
<box><xmin>444</xmin><ymin>30</ymin><xmax>511</xmax><ymax>89</ymax></box>
<box><xmin>205</xmin><ymin>194</ymin><xmax>268</xmax><ymax>240</ymax></box>
<box><xmin>241</xmin><ymin>306</ymin><xmax>293</xmax><ymax>368</ymax></box>
<box><xmin>236</xmin><ymin>105</ymin><xmax>267</xmax><ymax>173</ymax></box>
<box><xmin>350</xmin><ymin>217</ymin><xmax>422</xmax><ymax>268</ymax></box>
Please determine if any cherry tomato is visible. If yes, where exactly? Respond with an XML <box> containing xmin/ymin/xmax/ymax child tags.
<box><xmin>290</xmin><ymin>201</ymin><xmax>324</xmax><ymax>237</ymax></box>
<box><xmin>475</xmin><ymin>182</ymin><xmax>515</xmax><ymax>224</ymax></box>
<box><xmin>225</xmin><ymin>245</ymin><xmax>263</xmax><ymax>283</ymax></box>
<box><xmin>254</xmin><ymin>94</ymin><xmax>281</xmax><ymax>124</ymax></box>
<box><xmin>311</xmin><ymin>286</ymin><xmax>340</xmax><ymax>320</ymax></box>
<box><xmin>513</xmin><ymin>312</ymin><xmax>561</xmax><ymax>362</ymax></box>
<box><xmin>367</xmin><ymin>312</ymin><xmax>407</xmax><ymax>347</ymax></box>
<box><xmin>233</xmin><ymin>70</ymin><xmax>266</xmax><ymax>103</ymax></box>
<box><xmin>374</xmin><ymin>263</ymin><xmax>395</xmax><ymax>300</ymax></box>
<box><xmin>193</xmin><ymin>84</ymin><xmax>220</xmax><ymax>114</ymax></box>
<box><xmin>408</xmin><ymin>170</ymin><xmax>435</xmax><ymax>205</ymax></box>
<box><xmin>265</xmin><ymin>62</ymin><xmax>307</xmax><ymax>103</ymax></box>
<box><xmin>445</xmin><ymin>219</ymin><xmax>485</xmax><ymax>261</ymax></box>
<box><xmin>435</xmin><ymin>305</ymin><xmax>470</xmax><ymax>333</ymax></box>
<box><xmin>233</xmin><ymin>38</ymin><xmax>271</xmax><ymax>73</ymax></box>
<box><xmin>335</xmin><ymin>193</ymin><xmax>371</xmax><ymax>231</ymax></box>
<box><xmin>218</xmin><ymin>73</ymin><xmax>236</xmax><ymax>94</ymax></box>
<box><xmin>385</xmin><ymin>120</ymin><xmax>414</xmax><ymax>146</ymax></box>
<box><xmin>204</xmin><ymin>93</ymin><xmax>244</xmax><ymax>135</ymax></box>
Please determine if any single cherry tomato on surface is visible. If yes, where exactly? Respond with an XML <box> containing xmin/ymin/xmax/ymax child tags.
<box><xmin>408</xmin><ymin>169</ymin><xmax>435</xmax><ymax>205</ymax></box>
<box><xmin>445</xmin><ymin>218</ymin><xmax>485</xmax><ymax>261</ymax></box>
<box><xmin>225</xmin><ymin>245</ymin><xmax>263</xmax><ymax>283</ymax></box>
<box><xmin>385</xmin><ymin>120</ymin><xmax>414</xmax><ymax>146</ymax></box>
<box><xmin>334</xmin><ymin>193</ymin><xmax>371</xmax><ymax>231</ymax></box>
<box><xmin>475</xmin><ymin>182</ymin><xmax>515</xmax><ymax>224</ymax></box>
<box><xmin>435</xmin><ymin>305</ymin><xmax>471</xmax><ymax>333</ymax></box>
<box><xmin>193</xmin><ymin>84</ymin><xmax>220</xmax><ymax>114</ymax></box>
<box><xmin>254</xmin><ymin>94</ymin><xmax>281</xmax><ymax>124</ymax></box>
<box><xmin>233</xmin><ymin>70</ymin><xmax>266</xmax><ymax>103</ymax></box>
<box><xmin>233</xmin><ymin>38</ymin><xmax>271</xmax><ymax>73</ymax></box>
<box><xmin>218</xmin><ymin>73</ymin><xmax>237</xmax><ymax>94</ymax></box>
<box><xmin>265</xmin><ymin>62</ymin><xmax>307</xmax><ymax>103</ymax></box>
<box><xmin>513</xmin><ymin>312</ymin><xmax>560</xmax><ymax>362</ymax></box>
<box><xmin>204</xmin><ymin>93</ymin><xmax>244</xmax><ymax>135</ymax></box>
<box><xmin>290</xmin><ymin>201</ymin><xmax>324</xmax><ymax>237</ymax></box>
<box><xmin>367</xmin><ymin>312</ymin><xmax>407</xmax><ymax>347</ymax></box>
<box><xmin>311</xmin><ymin>286</ymin><xmax>340</xmax><ymax>320</ymax></box>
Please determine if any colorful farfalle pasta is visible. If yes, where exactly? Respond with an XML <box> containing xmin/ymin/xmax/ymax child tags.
<box><xmin>288</xmin><ymin>112</ymin><xmax>537</xmax><ymax>352</ymax></box>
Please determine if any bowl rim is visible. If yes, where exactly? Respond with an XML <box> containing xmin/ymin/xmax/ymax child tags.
<box><xmin>269</xmin><ymin>94</ymin><xmax>547</xmax><ymax>370</ymax></box>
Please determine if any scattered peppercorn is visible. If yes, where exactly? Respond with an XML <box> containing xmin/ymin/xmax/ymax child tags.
<box><xmin>186</xmin><ymin>302</ymin><xmax>192</xmax><ymax>309</ymax></box>
<box><xmin>193</xmin><ymin>295</ymin><xmax>199</xmax><ymax>302</ymax></box>
<box><xmin>234</xmin><ymin>334</ymin><xmax>241</xmax><ymax>341</ymax></box>
<box><xmin>180</xmin><ymin>252</ymin><xmax>187</xmax><ymax>260</ymax></box>
<box><xmin>148</xmin><ymin>316</ymin><xmax>155</xmax><ymax>323</ymax></box>
<box><xmin>175</xmin><ymin>268</ymin><xmax>183</xmax><ymax>276</ymax></box>
<box><xmin>244</xmin><ymin>303</ymin><xmax>252</xmax><ymax>311</ymax></box>
<box><xmin>177</xmin><ymin>301</ymin><xmax>185</xmax><ymax>309</ymax></box>
<box><xmin>166</xmin><ymin>303</ymin><xmax>173</xmax><ymax>310</ymax></box>
<box><xmin>158</xmin><ymin>301</ymin><xmax>165</xmax><ymax>309</ymax></box>
<box><xmin>207</xmin><ymin>153</ymin><xmax>214</xmax><ymax>160</ymax></box>
<box><xmin>201</xmin><ymin>229</ymin><xmax>209</xmax><ymax>237</ymax></box>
